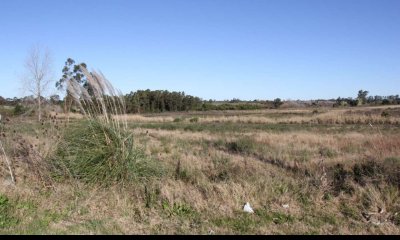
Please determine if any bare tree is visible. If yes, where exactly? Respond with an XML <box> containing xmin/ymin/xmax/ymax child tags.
<box><xmin>22</xmin><ymin>45</ymin><xmax>54</xmax><ymax>121</ymax></box>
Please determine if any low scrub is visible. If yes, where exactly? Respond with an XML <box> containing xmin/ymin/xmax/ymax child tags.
<box><xmin>51</xmin><ymin>121</ymin><xmax>163</xmax><ymax>185</ymax></box>
<box><xmin>226</xmin><ymin>138</ymin><xmax>256</xmax><ymax>154</ymax></box>
<box><xmin>328</xmin><ymin>159</ymin><xmax>399</xmax><ymax>196</ymax></box>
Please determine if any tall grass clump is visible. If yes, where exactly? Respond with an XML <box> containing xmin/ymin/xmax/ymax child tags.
<box><xmin>52</xmin><ymin>68</ymin><xmax>162</xmax><ymax>185</ymax></box>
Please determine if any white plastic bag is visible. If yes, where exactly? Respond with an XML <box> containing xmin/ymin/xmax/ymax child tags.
<box><xmin>243</xmin><ymin>202</ymin><xmax>254</xmax><ymax>213</ymax></box>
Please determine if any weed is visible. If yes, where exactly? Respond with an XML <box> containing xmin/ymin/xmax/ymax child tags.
<box><xmin>331</xmin><ymin>164</ymin><xmax>354</xmax><ymax>196</ymax></box>
<box><xmin>13</xmin><ymin>104</ymin><xmax>29</xmax><ymax>116</ymax></box>
<box><xmin>352</xmin><ymin>161</ymin><xmax>383</xmax><ymax>186</ymax></box>
<box><xmin>319</xmin><ymin>147</ymin><xmax>336</xmax><ymax>158</ymax></box>
<box><xmin>209</xmin><ymin>155</ymin><xmax>232</xmax><ymax>182</ymax></box>
<box><xmin>213</xmin><ymin>209</ymin><xmax>294</xmax><ymax>234</ymax></box>
<box><xmin>226</xmin><ymin>137</ymin><xmax>255</xmax><ymax>154</ymax></box>
<box><xmin>271</xmin><ymin>212</ymin><xmax>295</xmax><ymax>224</ymax></box>
<box><xmin>16</xmin><ymin>200</ymin><xmax>37</xmax><ymax>215</ymax></box>
<box><xmin>0</xmin><ymin>195</ymin><xmax>18</xmax><ymax>229</ymax></box>
<box><xmin>162</xmin><ymin>201</ymin><xmax>196</xmax><ymax>218</ymax></box>
<box><xmin>297</xmin><ymin>192</ymin><xmax>312</xmax><ymax>207</ymax></box>
<box><xmin>189</xmin><ymin>117</ymin><xmax>199</xmax><ymax>123</ymax></box>
<box><xmin>381</xmin><ymin>111</ymin><xmax>390</xmax><ymax>118</ymax></box>
<box><xmin>173</xmin><ymin>117</ymin><xmax>183</xmax><ymax>123</ymax></box>
<box><xmin>339</xmin><ymin>202</ymin><xmax>361</xmax><ymax>221</ymax></box>
<box><xmin>174</xmin><ymin>160</ymin><xmax>191</xmax><ymax>182</ymax></box>
<box><xmin>383</xmin><ymin>157</ymin><xmax>400</xmax><ymax>187</ymax></box>
<box><xmin>318</xmin><ymin>213</ymin><xmax>338</xmax><ymax>226</ymax></box>
<box><xmin>392</xmin><ymin>213</ymin><xmax>400</xmax><ymax>226</ymax></box>
<box><xmin>213</xmin><ymin>213</ymin><xmax>257</xmax><ymax>234</ymax></box>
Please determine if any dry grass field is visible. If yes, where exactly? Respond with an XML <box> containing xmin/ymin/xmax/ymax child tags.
<box><xmin>1</xmin><ymin>105</ymin><xmax>400</xmax><ymax>234</ymax></box>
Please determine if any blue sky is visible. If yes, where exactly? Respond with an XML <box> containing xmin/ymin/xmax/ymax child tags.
<box><xmin>0</xmin><ymin>0</ymin><xmax>399</xmax><ymax>100</ymax></box>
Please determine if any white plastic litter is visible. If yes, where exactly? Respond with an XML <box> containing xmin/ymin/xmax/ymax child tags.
<box><xmin>243</xmin><ymin>202</ymin><xmax>254</xmax><ymax>213</ymax></box>
<box><xmin>282</xmin><ymin>204</ymin><xmax>290</xmax><ymax>209</ymax></box>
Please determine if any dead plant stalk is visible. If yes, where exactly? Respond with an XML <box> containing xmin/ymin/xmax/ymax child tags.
<box><xmin>0</xmin><ymin>138</ymin><xmax>15</xmax><ymax>184</ymax></box>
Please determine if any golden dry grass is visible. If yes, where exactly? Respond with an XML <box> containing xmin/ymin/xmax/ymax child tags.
<box><xmin>1</xmin><ymin>105</ymin><xmax>400</xmax><ymax>234</ymax></box>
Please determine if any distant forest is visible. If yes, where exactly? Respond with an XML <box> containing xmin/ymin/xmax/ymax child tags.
<box><xmin>125</xmin><ymin>90</ymin><xmax>270</xmax><ymax>113</ymax></box>
<box><xmin>2</xmin><ymin>58</ymin><xmax>399</xmax><ymax>115</ymax></box>
<box><xmin>1</xmin><ymin>89</ymin><xmax>399</xmax><ymax>115</ymax></box>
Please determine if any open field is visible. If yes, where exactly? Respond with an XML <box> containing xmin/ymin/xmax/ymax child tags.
<box><xmin>1</xmin><ymin>106</ymin><xmax>400</xmax><ymax>234</ymax></box>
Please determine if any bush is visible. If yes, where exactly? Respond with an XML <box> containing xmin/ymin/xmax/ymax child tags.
<box><xmin>52</xmin><ymin>121</ymin><xmax>163</xmax><ymax>185</ymax></box>
<box><xmin>381</xmin><ymin>111</ymin><xmax>390</xmax><ymax>117</ymax></box>
<box><xmin>331</xmin><ymin>164</ymin><xmax>354</xmax><ymax>195</ymax></box>
<box><xmin>226</xmin><ymin>138</ymin><xmax>255</xmax><ymax>154</ymax></box>
<box><xmin>383</xmin><ymin>157</ymin><xmax>400</xmax><ymax>187</ymax></box>
<box><xmin>189</xmin><ymin>117</ymin><xmax>199</xmax><ymax>123</ymax></box>
<box><xmin>13</xmin><ymin>104</ymin><xmax>28</xmax><ymax>116</ymax></box>
<box><xmin>50</xmin><ymin>69</ymin><xmax>163</xmax><ymax>186</ymax></box>
<box><xmin>173</xmin><ymin>117</ymin><xmax>183</xmax><ymax>122</ymax></box>
<box><xmin>273</xmin><ymin>98</ymin><xmax>283</xmax><ymax>109</ymax></box>
<box><xmin>352</xmin><ymin>161</ymin><xmax>383</xmax><ymax>186</ymax></box>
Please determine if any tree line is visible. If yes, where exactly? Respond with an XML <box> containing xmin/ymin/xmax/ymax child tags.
<box><xmin>2</xmin><ymin>88</ymin><xmax>400</xmax><ymax>115</ymax></box>
<box><xmin>2</xmin><ymin>48</ymin><xmax>400</xmax><ymax>118</ymax></box>
<box><xmin>125</xmin><ymin>90</ymin><xmax>203</xmax><ymax>113</ymax></box>
<box><xmin>335</xmin><ymin>90</ymin><xmax>400</xmax><ymax>107</ymax></box>
<box><xmin>124</xmin><ymin>90</ymin><xmax>281</xmax><ymax>113</ymax></box>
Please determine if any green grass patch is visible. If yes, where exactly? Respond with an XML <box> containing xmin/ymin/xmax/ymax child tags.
<box><xmin>162</xmin><ymin>201</ymin><xmax>197</xmax><ymax>218</ymax></box>
<box><xmin>129</xmin><ymin>122</ymin><xmax>400</xmax><ymax>135</ymax></box>
<box><xmin>0</xmin><ymin>195</ymin><xmax>18</xmax><ymax>229</ymax></box>
<box><xmin>226</xmin><ymin>137</ymin><xmax>256</xmax><ymax>154</ymax></box>
<box><xmin>213</xmin><ymin>209</ymin><xmax>295</xmax><ymax>234</ymax></box>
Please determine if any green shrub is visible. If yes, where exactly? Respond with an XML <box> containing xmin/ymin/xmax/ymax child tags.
<box><xmin>331</xmin><ymin>164</ymin><xmax>354</xmax><ymax>195</ymax></box>
<box><xmin>381</xmin><ymin>111</ymin><xmax>390</xmax><ymax>117</ymax></box>
<box><xmin>352</xmin><ymin>161</ymin><xmax>383</xmax><ymax>186</ymax></box>
<box><xmin>51</xmin><ymin>121</ymin><xmax>163</xmax><ymax>185</ymax></box>
<box><xmin>189</xmin><ymin>117</ymin><xmax>199</xmax><ymax>123</ymax></box>
<box><xmin>173</xmin><ymin>117</ymin><xmax>183</xmax><ymax>122</ymax></box>
<box><xmin>226</xmin><ymin>137</ymin><xmax>255</xmax><ymax>154</ymax></box>
<box><xmin>383</xmin><ymin>157</ymin><xmax>400</xmax><ymax>187</ymax></box>
<box><xmin>13</xmin><ymin>104</ymin><xmax>28</xmax><ymax>116</ymax></box>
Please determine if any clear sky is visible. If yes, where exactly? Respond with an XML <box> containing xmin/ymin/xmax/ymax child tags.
<box><xmin>0</xmin><ymin>0</ymin><xmax>399</xmax><ymax>100</ymax></box>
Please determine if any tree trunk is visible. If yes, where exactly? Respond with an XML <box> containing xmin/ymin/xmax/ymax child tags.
<box><xmin>38</xmin><ymin>95</ymin><xmax>41</xmax><ymax>122</ymax></box>
<box><xmin>38</xmin><ymin>83</ymin><xmax>41</xmax><ymax>122</ymax></box>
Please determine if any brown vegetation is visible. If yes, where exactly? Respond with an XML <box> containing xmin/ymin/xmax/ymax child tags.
<box><xmin>1</xmin><ymin>101</ymin><xmax>399</xmax><ymax>234</ymax></box>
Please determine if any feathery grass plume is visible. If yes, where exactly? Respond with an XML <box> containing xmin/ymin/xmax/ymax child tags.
<box><xmin>53</xmin><ymin>67</ymin><xmax>162</xmax><ymax>185</ymax></box>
